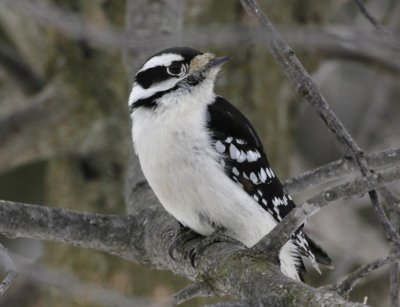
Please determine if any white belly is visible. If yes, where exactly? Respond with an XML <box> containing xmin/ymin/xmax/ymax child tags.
<box><xmin>131</xmin><ymin>104</ymin><xmax>300</xmax><ymax>280</ymax></box>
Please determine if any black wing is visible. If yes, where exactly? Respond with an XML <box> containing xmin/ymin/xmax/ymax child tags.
<box><xmin>206</xmin><ymin>96</ymin><xmax>331</xmax><ymax>269</ymax></box>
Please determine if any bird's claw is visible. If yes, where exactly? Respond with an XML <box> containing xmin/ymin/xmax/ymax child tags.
<box><xmin>169</xmin><ymin>225</ymin><xmax>200</xmax><ymax>261</ymax></box>
<box><xmin>186</xmin><ymin>230</ymin><xmax>242</xmax><ymax>268</ymax></box>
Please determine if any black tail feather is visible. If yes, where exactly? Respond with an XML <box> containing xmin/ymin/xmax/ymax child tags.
<box><xmin>303</xmin><ymin>233</ymin><xmax>333</xmax><ymax>268</ymax></box>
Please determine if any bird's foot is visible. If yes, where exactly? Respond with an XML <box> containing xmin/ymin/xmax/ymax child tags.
<box><xmin>187</xmin><ymin>229</ymin><xmax>243</xmax><ymax>268</ymax></box>
<box><xmin>169</xmin><ymin>224</ymin><xmax>201</xmax><ymax>261</ymax></box>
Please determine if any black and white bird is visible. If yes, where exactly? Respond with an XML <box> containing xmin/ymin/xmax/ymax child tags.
<box><xmin>129</xmin><ymin>47</ymin><xmax>331</xmax><ymax>281</ymax></box>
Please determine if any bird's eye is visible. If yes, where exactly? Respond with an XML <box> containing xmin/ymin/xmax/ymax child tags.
<box><xmin>167</xmin><ymin>62</ymin><xmax>184</xmax><ymax>76</ymax></box>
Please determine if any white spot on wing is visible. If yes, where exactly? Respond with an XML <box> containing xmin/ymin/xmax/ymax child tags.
<box><xmin>246</xmin><ymin>150</ymin><xmax>259</xmax><ymax>162</ymax></box>
<box><xmin>260</xmin><ymin>168</ymin><xmax>267</xmax><ymax>182</ymax></box>
<box><xmin>236</xmin><ymin>139</ymin><xmax>245</xmax><ymax>145</ymax></box>
<box><xmin>215</xmin><ymin>141</ymin><xmax>226</xmax><ymax>153</ymax></box>
<box><xmin>266</xmin><ymin>168</ymin><xmax>272</xmax><ymax>178</ymax></box>
<box><xmin>250</xmin><ymin>172</ymin><xmax>258</xmax><ymax>184</ymax></box>
<box><xmin>229</xmin><ymin>144</ymin><xmax>240</xmax><ymax>159</ymax></box>
<box><xmin>253</xmin><ymin>194</ymin><xmax>259</xmax><ymax>201</ymax></box>
<box><xmin>237</xmin><ymin>150</ymin><xmax>246</xmax><ymax>162</ymax></box>
<box><xmin>269</xmin><ymin>168</ymin><xmax>275</xmax><ymax>177</ymax></box>
<box><xmin>225</xmin><ymin>137</ymin><xmax>233</xmax><ymax>143</ymax></box>
<box><xmin>262</xmin><ymin>198</ymin><xmax>267</xmax><ymax>205</ymax></box>
<box><xmin>232</xmin><ymin>167</ymin><xmax>240</xmax><ymax>176</ymax></box>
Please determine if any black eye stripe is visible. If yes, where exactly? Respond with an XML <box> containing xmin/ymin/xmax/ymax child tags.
<box><xmin>135</xmin><ymin>66</ymin><xmax>170</xmax><ymax>89</ymax></box>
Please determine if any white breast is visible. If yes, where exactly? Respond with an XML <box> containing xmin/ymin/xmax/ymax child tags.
<box><xmin>131</xmin><ymin>93</ymin><xmax>300</xmax><ymax>280</ymax></box>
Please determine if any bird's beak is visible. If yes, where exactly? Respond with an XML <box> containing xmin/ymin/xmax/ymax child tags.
<box><xmin>205</xmin><ymin>55</ymin><xmax>231</xmax><ymax>69</ymax></box>
<box><xmin>189</xmin><ymin>53</ymin><xmax>231</xmax><ymax>73</ymax></box>
<box><xmin>180</xmin><ymin>53</ymin><xmax>231</xmax><ymax>87</ymax></box>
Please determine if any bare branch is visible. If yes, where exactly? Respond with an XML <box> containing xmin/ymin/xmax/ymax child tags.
<box><xmin>239</xmin><ymin>0</ymin><xmax>399</xmax><ymax>261</ymax></box>
<box><xmin>2</xmin><ymin>0</ymin><xmax>400</xmax><ymax>75</ymax></box>
<box><xmin>0</xmin><ymin>194</ymin><xmax>364</xmax><ymax>306</ymax></box>
<box><xmin>351</xmin><ymin>0</ymin><xmax>400</xmax><ymax>54</ymax></box>
<box><xmin>284</xmin><ymin>147</ymin><xmax>400</xmax><ymax>194</ymax></box>
<box><xmin>390</xmin><ymin>261</ymin><xmax>400</xmax><ymax>307</ymax></box>
<box><xmin>0</xmin><ymin>42</ymin><xmax>45</xmax><ymax>94</ymax></box>
<box><xmin>203</xmin><ymin>295</ymin><xmax>284</xmax><ymax>307</ymax></box>
<box><xmin>15</xmin><ymin>254</ymin><xmax>149</xmax><ymax>307</ymax></box>
<box><xmin>380</xmin><ymin>187</ymin><xmax>400</xmax><ymax>307</ymax></box>
<box><xmin>0</xmin><ymin>244</ymin><xmax>16</xmax><ymax>298</ymax></box>
<box><xmin>255</xmin><ymin>165</ymin><xmax>400</xmax><ymax>255</ymax></box>
<box><xmin>0</xmin><ymin>84</ymin><xmax>94</xmax><ymax>173</ymax></box>
<box><xmin>170</xmin><ymin>283</ymin><xmax>212</xmax><ymax>306</ymax></box>
<box><xmin>0</xmin><ymin>271</ymin><xmax>17</xmax><ymax>298</ymax></box>
<box><xmin>336</xmin><ymin>252</ymin><xmax>400</xmax><ymax>297</ymax></box>
<box><xmin>0</xmin><ymin>199</ymin><xmax>141</xmax><ymax>262</ymax></box>
<box><xmin>352</xmin><ymin>0</ymin><xmax>387</xmax><ymax>31</ymax></box>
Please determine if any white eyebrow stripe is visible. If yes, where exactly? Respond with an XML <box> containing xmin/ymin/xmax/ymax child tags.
<box><xmin>128</xmin><ymin>78</ymin><xmax>180</xmax><ymax>106</ymax></box>
<box><xmin>138</xmin><ymin>54</ymin><xmax>184</xmax><ymax>73</ymax></box>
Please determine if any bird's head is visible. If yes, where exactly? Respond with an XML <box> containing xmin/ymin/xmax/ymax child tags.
<box><xmin>128</xmin><ymin>47</ymin><xmax>230</xmax><ymax>112</ymax></box>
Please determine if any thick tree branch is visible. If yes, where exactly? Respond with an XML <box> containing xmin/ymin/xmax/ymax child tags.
<box><xmin>256</xmin><ymin>165</ymin><xmax>400</xmax><ymax>255</ymax></box>
<box><xmin>204</xmin><ymin>296</ymin><xmax>284</xmax><ymax>307</ymax></box>
<box><xmin>0</xmin><ymin>190</ymin><xmax>369</xmax><ymax>306</ymax></box>
<box><xmin>0</xmin><ymin>200</ymin><xmax>141</xmax><ymax>262</ymax></box>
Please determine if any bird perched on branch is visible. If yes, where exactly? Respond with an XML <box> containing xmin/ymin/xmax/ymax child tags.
<box><xmin>128</xmin><ymin>47</ymin><xmax>331</xmax><ymax>281</ymax></box>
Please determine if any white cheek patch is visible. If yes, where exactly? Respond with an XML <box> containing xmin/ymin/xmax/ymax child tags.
<box><xmin>129</xmin><ymin>78</ymin><xmax>181</xmax><ymax>107</ymax></box>
<box><xmin>138</xmin><ymin>53</ymin><xmax>184</xmax><ymax>73</ymax></box>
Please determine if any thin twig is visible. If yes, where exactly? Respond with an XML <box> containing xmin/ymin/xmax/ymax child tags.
<box><xmin>352</xmin><ymin>0</ymin><xmax>386</xmax><ymax>31</ymax></box>
<box><xmin>2</xmin><ymin>0</ymin><xmax>400</xmax><ymax>75</ymax></box>
<box><xmin>336</xmin><ymin>253</ymin><xmax>400</xmax><ymax>297</ymax></box>
<box><xmin>352</xmin><ymin>0</ymin><xmax>400</xmax><ymax>52</ymax></box>
<box><xmin>0</xmin><ymin>244</ymin><xmax>16</xmax><ymax>298</ymax></box>
<box><xmin>255</xmin><ymin>165</ymin><xmax>400</xmax><ymax>255</ymax></box>
<box><xmin>170</xmin><ymin>283</ymin><xmax>212</xmax><ymax>306</ymax></box>
<box><xmin>0</xmin><ymin>271</ymin><xmax>17</xmax><ymax>297</ymax></box>
<box><xmin>240</xmin><ymin>0</ymin><xmax>398</xmax><ymax>256</ymax></box>
<box><xmin>0</xmin><ymin>43</ymin><xmax>45</xmax><ymax>94</ymax></box>
<box><xmin>12</xmin><ymin>253</ymin><xmax>149</xmax><ymax>307</ymax></box>
<box><xmin>283</xmin><ymin>147</ymin><xmax>400</xmax><ymax>194</ymax></box>
<box><xmin>390</xmin><ymin>259</ymin><xmax>400</xmax><ymax>307</ymax></box>
<box><xmin>380</xmin><ymin>187</ymin><xmax>400</xmax><ymax>307</ymax></box>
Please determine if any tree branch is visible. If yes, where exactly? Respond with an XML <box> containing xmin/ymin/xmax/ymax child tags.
<box><xmin>204</xmin><ymin>295</ymin><xmax>284</xmax><ymax>307</ymax></box>
<box><xmin>0</xmin><ymin>42</ymin><xmax>45</xmax><ymax>94</ymax></box>
<box><xmin>380</xmin><ymin>187</ymin><xmax>400</xmax><ymax>307</ymax></box>
<box><xmin>240</xmin><ymin>0</ymin><xmax>399</xmax><ymax>262</ymax></box>
<box><xmin>255</xmin><ymin>165</ymin><xmax>400</xmax><ymax>255</ymax></box>
<box><xmin>2</xmin><ymin>0</ymin><xmax>400</xmax><ymax>74</ymax></box>
<box><xmin>0</xmin><ymin>244</ymin><xmax>16</xmax><ymax>297</ymax></box>
<box><xmin>336</xmin><ymin>252</ymin><xmax>400</xmax><ymax>297</ymax></box>
<box><xmin>0</xmin><ymin>200</ymin><xmax>141</xmax><ymax>262</ymax></box>
<box><xmin>284</xmin><ymin>147</ymin><xmax>400</xmax><ymax>194</ymax></box>
<box><xmin>0</xmin><ymin>186</ymin><xmax>367</xmax><ymax>307</ymax></box>
<box><xmin>170</xmin><ymin>283</ymin><xmax>212</xmax><ymax>306</ymax></box>
<box><xmin>14</xmin><ymin>253</ymin><xmax>148</xmax><ymax>307</ymax></box>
